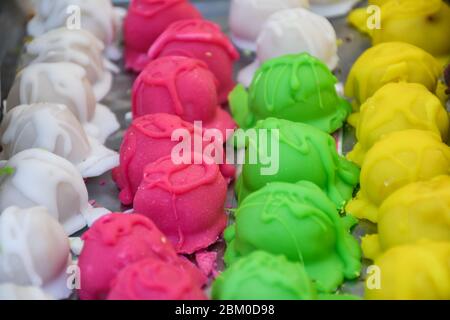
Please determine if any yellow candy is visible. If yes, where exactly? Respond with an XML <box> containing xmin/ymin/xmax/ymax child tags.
<box><xmin>346</xmin><ymin>130</ymin><xmax>450</xmax><ymax>222</ymax></box>
<box><xmin>365</xmin><ymin>242</ymin><xmax>450</xmax><ymax>300</ymax></box>
<box><xmin>361</xmin><ymin>176</ymin><xmax>450</xmax><ymax>260</ymax></box>
<box><xmin>347</xmin><ymin>83</ymin><xmax>449</xmax><ymax>166</ymax></box>
<box><xmin>345</xmin><ymin>42</ymin><xmax>441</xmax><ymax>108</ymax></box>
<box><xmin>349</xmin><ymin>0</ymin><xmax>450</xmax><ymax>60</ymax></box>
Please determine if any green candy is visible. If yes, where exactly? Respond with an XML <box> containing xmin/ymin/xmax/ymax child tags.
<box><xmin>230</xmin><ymin>53</ymin><xmax>351</xmax><ymax>133</ymax></box>
<box><xmin>225</xmin><ymin>181</ymin><xmax>362</xmax><ymax>293</ymax></box>
<box><xmin>212</xmin><ymin>251</ymin><xmax>317</xmax><ymax>300</ymax></box>
<box><xmin>234</xmin><ymin>118</ymin><xmax>359</xmax><ymax>209</ymax></box>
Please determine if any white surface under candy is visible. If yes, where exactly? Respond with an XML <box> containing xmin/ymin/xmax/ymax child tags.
<box><xmin>229</xmin><ymin>0</ymin><xmax>310</xmax><ymax>51</ymax></box>
<box><xmin>27</xmin><ymin>0</ymin><xmax>124</xmax><ymax>60</ymax></box>
<box><xmin>26</xmin><ymin>28</ymin><xmax>118</xmax><ymax>101</ymax></box>
<box><xmin>0</xmin><ymin>206</ymin><xmax>71</xmax><ymax>299</ymax></box>
<box><xmin>0</xmin><ymin>103</ymin><xmax>119</xmax><ymax>178</ymax></box>
<box><xmin>0</xmin><ymin>283</ymin><xmax>54</xmax><ymax>300</ymax></box>
<box><xmin>309</xmin><ymin>0</ymin><xmax>360</xmax><ymax>18</ymax></box>
<box><xmin>0</xmin><ymin>149</ymin><xmax>110</xmax><ymax>235</ymax></box>
<box><xmin>6</xmin><ymin>62</ymin><xmax>119</xmax><ymax>144</ymax></box>
<box><xmin>238</xmin><ymin>8</ymin><xmax>339</xmax><ymax>87</ymax></box>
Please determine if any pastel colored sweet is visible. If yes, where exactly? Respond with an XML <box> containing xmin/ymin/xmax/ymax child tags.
<box><xmin>0</xmin><ymin>206</ymin><xmax>72</xmax><ymax>299</ymax></box>
<box><xmin>0</xmin><ymin>284</ymin><xmax>54</xmax><ymax>300</ymax></box>
<box><xmin>27</xmin><ymin>0</ymin><xmax>123</xmax><ymax>59</ymax></box>
<box><xmin>112</xmin><ymin>113</ymin><xmax>200</xmax><ymax>205</ymax></box>
<box><xmin>361</xmin><ymin>176</ymin><xmax>450</xmax><ymax>260</ymax></box>
<box><xmin>132</xmin><ymin>56</ymin><xmax>236</xmax><ymax>138</ymax></box>
<box><xmin>349</xmin><ymin>0</ymin><xmax>450</xmax><ymax>60</ymax></box>
<box><xmin>213</xmin><ymin>251</ymin><xmax>317</xmax><ymax>300</ymax></box>
<box><xmin>0</xmin><ymin>103</ymin><xmax>119</xmax><ymax>178</ymax></box>
<box><xmin>231</xmin><ymin>54</ymin><xmax>351</xmax><ymax>133</ymax></box>
<box><xmin>365</xmin><ymin>242</ymin><xmax>450</xmax><ymax>300</ymax></box>
<box><xmin>235</xmin><ymin>118</ymin><xmax>359</xmax><ymax>209</ymax></box>
<box><xmin>347</xmin><ymin>83</ymin><xmax>449</xmax><ymax>166</ymax></box>
<box><xmin>346</xmin><ymin>130</ymin><xmax>450</xmax><ymax>223</ymax></box>
<box><xmin>26</xmin><ymin>28</ymin><xmax>117</xmax><ymax>100</ymax></box>
<box><xmin>147</xmin><ymin>19</ymin><xmax>240</xmax><ymax>104</ymax></box>
<box><xmin>0</xmin><ymin>149</ymin><xmax>110</xmax><ymax>235</ymax></box>
<box><xmin>124</xmin><ymin>0</ymin><xmax>202</xmax><ymax>72</ymax></box>
<box><xmin>237</xmin><ymin>9</ymin><xmax>338</xmax><ymax>87</ymax></box>
<box><xmin>228</xmin><ymin>0</ymin><xmax>310</xmax><ymax>51</ymax></box>
<box><xmin>107</xmin><ymin>257</ymin><xmax>207</xmax><ymax>300</ymax></box>
<box><xmin>78</xmin><ymin>213</ymin><xmax>205</xmax><ymax>300</ymax></box>
<box><xmin>225</xmin><ymin>181</ymin><xmax>362</xmax><ymax>293</ymax></box>
<box><xmin>134</xmin><ymin>155</ymin><xmax>228</xmax><ymax>254</ymax></box>
<box><xmin>6</xmin><ymin>62</ymin><xmax>119</xmax><ymax>144</ymax></box>
<box><xmin>309</xmin><ymin>0</ymin><xmax>361</xmax><ymax>18</ymax></box>
<box><xmin>345</xmin><ymin>42</ymin><xmax>442</xmax><ymax>108</ymax></box>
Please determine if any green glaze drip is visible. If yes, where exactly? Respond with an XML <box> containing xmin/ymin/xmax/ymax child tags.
<box><xmin>226</xmin><ymin>181</ymin><xmax>362</xmax><ymax>293</ymax></box>
<box><xmin>230</xmin><ymin>53</ymin><xmax>351</xmax><ymax>133</ymax></box>
<box><xmin>234</xmin><ymin>118</ymin><xmax>359</xmax><ymax>210</ymax></box>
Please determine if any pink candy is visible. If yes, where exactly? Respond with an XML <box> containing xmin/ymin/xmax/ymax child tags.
<box><xmin>124</xmin><ymin>0</ymin><xmax>202</xmax><ymax>72</ymax></box>
<box><xmin>148</xmin><ymin>19</ymin><xmax>240</xmax><ymax>104</ymax></box>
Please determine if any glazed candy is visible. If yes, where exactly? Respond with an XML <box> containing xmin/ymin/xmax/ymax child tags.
<box><xmin>347</xmin><ymin>83</ymin><xmax>449</xmax><ymax>165</ymax></box>
<box><xmin>132</xmin><ymin>56</ymin><xmax>236</xmax><ymax>138</ymax></box>
<box><xmin>6</xmin><ymin>62</ymin><xmax>119</xmax><ymax>143</ymax></box>
<box><xmin>134</xmin><ymin>155</ymin><xmax>228</xmax><ymax>254</ymax></box>
<box><xmin>231</xmin><ymin>54</ymin><xmax>351</xmax><ymax>133</ymax></box>
<box><xmin>345</xmin><ymin>42</ymin><xmax>442</xmax><ymax>107</ymax></box>
<box><xmin>124</xmin><ymin>0</ymin><xmax>202</xmax><ymax>72</ymax></box>
<box><xmin>346</xmin><ymin>130</ymin><xmax>450</xmax><ymax>223</ymax></box>
<box><xmin>213</xmin><ymin>251</ymin><xmax>317</xmax><ymax>300</ymax></box>
<box><xmin>0</xmin><ymin>284</ymin><xmax>54</xmax><ymax>300</ymax></box>
<box><xmin>0</xmin><ymin>103</ymin><xmax>119</xmax><ymax>178</ymax></box>
<box><xmin>238</xmin><ymin>9</ymin><xmax>338</xmax><ymax>87</ymax></box>
<box><xmin>225</xmin><ymin>181</ymin><xmax>362</xmax><ymax>293</ymax></box>
<box><xmin>0</xmin><ymin>149</ymin><xmax>110</xmax><ymax>234</ymax></box>
<box><xmin>365</xmin><ymin>242</ymin><xmax>450</xmax><ymax>300</ymax></box>
<box><xmin>113</xmin><ymin>113</ymin><xmax>201</xmax><ymax>205</ymax></box>
<box><xmin>228</xmin><ymin>0</ymin><xmax>310</xmax><ymax>51</ymax></box>
<box><xmin>78</xmin><ymin>213</ymin><xmax>205</xmax><ymax>300</ymax></box>
<box><xmin>234</xmin><ymin>118</ymin><xmax>359</xmax><ymax>209</ymax></box>
<box><xmin>26</xmin><ymin>28</ymin><xmax>117</xmax><ymax>100</ymax></box>
<box><xmin>349</xmin><ymin>0</ymin><xmax>450</xmax><ymax>60</ymax></box>
<box><xmin>309</xmin><ymin>0</ymin><xmax>360</xmax><ymax>18</ymax></box>
<box><xmin>361</xmin><ymin>176</ymin><xmax>450</xmax><ymax>260</ymax></box>
<box><xmin>107</xmin><ymin>257</ymin><xmax>207</xmax><ymax>300</ymax></box>
<box><xmin>0</xmin><ymin>206</ymin><xmax>72</xmax><ymax>299</ymax></box>
<box><xmin>27</xmin><ymin>0</ymin><xmax>124</xmax><ymax>59</ymax></box>
<box><xmin>147</xmin><ymin>20</ymin><xmax>240</xmax><ymax>104</ymax></box>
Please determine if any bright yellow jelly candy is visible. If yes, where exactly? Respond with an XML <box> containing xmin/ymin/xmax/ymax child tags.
<box><xmin>347</xmin><ymin>82</ymin><xmax>449</xmax><ymax>166</ymax></box>
<box><xmin>361</xmin><ymin>176</ymin><xmax>450</xmax><ymax>260</ymax></box>
<box><xmin>345</xmin><ymin>42</ymin><xmax>441</xmax><ymax>108</ymax></box>
<box><xmin>346</xmin><ymin>130</ymin><xmax>450</xmax><ymax>222</ymax></box>
<box><xmin>365</xmin><ymin>242</ymin><xmax>450</xmax><ymax>300</ymax></box>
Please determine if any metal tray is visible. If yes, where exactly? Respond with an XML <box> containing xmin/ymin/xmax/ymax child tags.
<box><xmin>1</xmin><ymin>0</ymin><xmax>373</xmax><ymax>298</ymax></box>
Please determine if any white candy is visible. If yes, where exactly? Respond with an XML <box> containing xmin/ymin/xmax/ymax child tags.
<box><xmin>0</xmin><ymin>149</ymin><xmax>110</xmax><ymax>235</ymax></box>
<box><xmin>229</xmin><ymin>0</ymin><xmax>310</xmax><ymax>51</ymax></box>
<box><xmin>309</xmin><ymin>0</ymin><xmax>361</xmax><ymax>18</ymax></box>
<box><xmin>27</xmin><ymin>0</ymin><xmax>124</xmax><ymax>60</ymax></box>
<box><xmin>26</xmin><ymin>28</ymin><xmax>118</xmax><ymax>100</ymax></box>
<box><xmin>0</xmin><ymin>206</ymin><xmax>71</xmax><ymax>299</ymax></box>
<box><xmin>0</xmin><ymin>283</ymin><xmax>54</xmax><ymax>300</ymax></box>
<box><xmin>0</xmin><ymin>103</ymin><xmax>119</xmax><ymax>178</ymax></box>
<box><xmin>6</xmin><ymin>62</ymin><xmax>120</xmax><ymax>143</ymax></box>
<box><xmin>238</xmin><ymin>8</ymin><xmax>339</xmax><ymax>87</ymax></box>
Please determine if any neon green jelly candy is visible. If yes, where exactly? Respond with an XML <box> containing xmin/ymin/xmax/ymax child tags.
<box><xmin>225</xmin><ymin>181</ymin><xmax>362</xmax><ymax>293</ymax></box>
<box><xmin>230</xmin><ymin>53</ymin><xmax>351</xmax><ymax>133</ymax></box>
<box><xmin>234</xmin><ymin>118</ymin><xmax>359</xmax><ymax>209</ymax></box>
<box><xmin>212</xmin><ymin>251</ymin><xmax>318</xmax><ymax>300</ymax></box>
